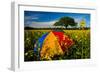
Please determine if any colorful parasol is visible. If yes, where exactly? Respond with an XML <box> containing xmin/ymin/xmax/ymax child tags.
<box><xmin>33</xmin><ymin>31</ymin><xmax>74</xmax><ymax>60</ymax></box>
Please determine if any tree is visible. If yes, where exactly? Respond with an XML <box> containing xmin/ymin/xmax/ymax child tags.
<box><xmin>54</xmin><ymin>17</ymin><xmax>77</xmax><ymax>28</ymax></box>
<box><xmin>80</xmin><ymin>19</ymin><xmax>86</xmax><ymax>28</ymax></box>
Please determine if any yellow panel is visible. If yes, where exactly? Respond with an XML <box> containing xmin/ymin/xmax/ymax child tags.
<box><xmin>40</xmin><ymin>31</ymin><xmax>63</xmax><ymax>60</ymax></box>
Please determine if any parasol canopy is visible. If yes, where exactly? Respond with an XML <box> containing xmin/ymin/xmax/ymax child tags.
<box><xmin>33</xmin><ymin>31</ymin><xmax>74</xmax><ymax>60</ymax></box>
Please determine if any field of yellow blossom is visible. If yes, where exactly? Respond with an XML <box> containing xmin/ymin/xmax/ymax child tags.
<box><xmin>24</xmin><ymin>29</ymin><xmax>90</xmax><ymax>61</ymax></box>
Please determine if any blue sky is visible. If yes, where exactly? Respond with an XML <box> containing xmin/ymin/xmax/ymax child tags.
<box><xmin>24</xmin><ymin>11</ymin><xmax>90</xmax><ymax>28</ymax></box>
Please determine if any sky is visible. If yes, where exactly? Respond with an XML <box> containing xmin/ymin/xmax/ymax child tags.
<box><xmin>24</xmin><ymin>11</ymin><xmax>90</xmax><ymax>28</ymax></box>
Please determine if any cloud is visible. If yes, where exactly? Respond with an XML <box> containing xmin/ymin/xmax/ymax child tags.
<box><xmin>74</xmin><ymin>18</ymin><xmax>81</xmax><ymax>27</ymax></box>
<box><xmin>25</xmin><ymin>16</ymin><xmax>39</xmax><ymax>20</ymax></box>
<box><xmin>28</xmin><ymin>20</ymin><xmax>58</xmax><ymax>28</ymax></box>
<box><xmin>31</xmin><ymin>17</ymin><xmax>39</xmax><ymax>20</ymax></box>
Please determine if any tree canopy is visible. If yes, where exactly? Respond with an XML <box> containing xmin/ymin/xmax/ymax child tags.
<box><xmin>54</xmin><ymin>17</ymin><xmax>77</xmax><ymax>28</ymax></box>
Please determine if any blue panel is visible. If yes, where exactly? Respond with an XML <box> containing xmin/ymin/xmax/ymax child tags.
<box><xmin>33</xmin><ymin>32</ymin><xmax>48</xmax><ymax>52</ymax></box>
